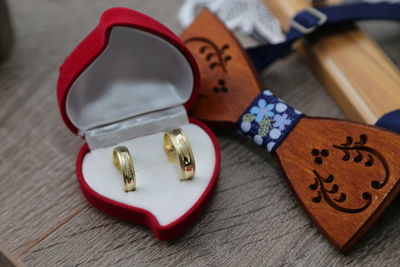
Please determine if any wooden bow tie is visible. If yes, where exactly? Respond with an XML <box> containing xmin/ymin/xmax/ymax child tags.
<box><xmin>180</xmin><ymin>9</ymin><xmax>400</xmax><ymax>252</ymax></box>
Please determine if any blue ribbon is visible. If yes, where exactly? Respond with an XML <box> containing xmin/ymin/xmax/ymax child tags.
<box><xmin>237</xmin><ymin>90</ymin><xmax>304</xmax><ymax>153</ymax></box>
<box><xmin>246</xmin><ymin>2</ymin><xmax>400</xmax><ymax>133</ymax></box>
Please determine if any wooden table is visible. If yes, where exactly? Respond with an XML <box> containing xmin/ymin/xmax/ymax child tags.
<box><xmin>1</xmin><ymin>0</ymin><xmax>399</xmax><ymax>265</ymax></box>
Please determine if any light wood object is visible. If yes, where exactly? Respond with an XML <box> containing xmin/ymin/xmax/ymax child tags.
<box><xmin>1</xmin><ymin>0</ymin><xmax>400</xmax><ymax>265</ymax></box>
<box><xmin>264</xmin><ymin>0</ymin><xmax>400</xmax><ymax>124</ymax></box>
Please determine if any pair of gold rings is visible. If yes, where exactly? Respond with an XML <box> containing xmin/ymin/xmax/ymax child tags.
<box><xmin>113</xmin><ymin>128</ymin><xmax>195</xmax><ymax>192</ymax></box>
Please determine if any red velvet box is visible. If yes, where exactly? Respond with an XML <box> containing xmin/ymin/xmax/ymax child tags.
<box><xmin>57</xmin><ymin>7</ymin><xmax>221</xmax><ymax>240</ymax></box>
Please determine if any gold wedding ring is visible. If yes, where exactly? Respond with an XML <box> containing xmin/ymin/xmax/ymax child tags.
<box><xmin>164</xmin><ymin>128</ymin><xmax>195</xmax><ymax>180</ymax></box>
<box><xmin>113</xmin><ymin>146</ymin><xmax>136</xmax><ymax>192</ymax></box>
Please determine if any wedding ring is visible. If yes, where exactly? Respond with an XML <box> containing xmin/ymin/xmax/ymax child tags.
<box><xmin>164</xmin><ymin>128</ymin><xmax>195</xmax><ymax>180</ymax></box>
<box><xmin>113</xmin><ymin>146</ymin><xmax>136</xmax><ymax>192</ymax></box>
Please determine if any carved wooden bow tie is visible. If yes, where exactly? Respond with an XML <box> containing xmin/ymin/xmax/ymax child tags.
<box><xmin>180</xmin><ymin>9</ymin><xmax>400</xmax><ymax>252</ymax></box>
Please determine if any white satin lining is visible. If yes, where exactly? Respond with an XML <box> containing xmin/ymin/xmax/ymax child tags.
<box><xmin>66</xmin><ymin>26</ymin><xmax>193</xmax><ymax>133</ymax></box>
<box><xmin>85</xmin><ymin>106</ymin><xmax>188</xmax><ymax>149</ymax></box>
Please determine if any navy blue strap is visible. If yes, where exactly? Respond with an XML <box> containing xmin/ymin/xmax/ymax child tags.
<box><xmin>248</xmin><ymin>2</ymin><xmax>400</xmax><ymax>72</ymax></box>
<box><xmin>375</xmin><ymin>110</ymin><xmax>400</xmax><ymax>133</ymax></box>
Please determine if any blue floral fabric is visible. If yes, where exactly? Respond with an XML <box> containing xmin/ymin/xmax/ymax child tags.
<box><xmin>237</xmin><ymin>90</ymin><xmax>304</xmax><ymax>153</ymax></box>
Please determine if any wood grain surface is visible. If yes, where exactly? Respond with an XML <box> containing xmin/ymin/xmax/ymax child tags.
<box><xmin>0</xmin><ymin>0</ymin><xmax>399</xmax><ymax>265</ymax></box>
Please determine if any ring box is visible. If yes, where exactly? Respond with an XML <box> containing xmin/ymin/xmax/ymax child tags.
<box><xmin>57</xmin><ymin>7</ymin><xmax>221</xmax><ymax>240</ymax></box>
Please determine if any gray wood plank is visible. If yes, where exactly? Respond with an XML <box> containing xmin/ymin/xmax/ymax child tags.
<box><xmin>0</xmin><ymin>0</ymin><xmax>399</xmax><ymax>265</ymax></box>
<box><xmin>18</xmin><ymin>131</ymin><xmax>400</xmax><ymax>266</ymax></box>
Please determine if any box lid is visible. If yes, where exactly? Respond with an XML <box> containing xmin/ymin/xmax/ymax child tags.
<box><xmin>57</xmin><ymin>7</ymin><xmax>200</xmax><ymax>135</ymax></box>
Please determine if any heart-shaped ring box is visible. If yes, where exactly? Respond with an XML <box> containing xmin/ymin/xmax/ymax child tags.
<box><xmin>57</xmin><ymin>7</ymin><xmax>221</xmax><ymax>240</ymax></box>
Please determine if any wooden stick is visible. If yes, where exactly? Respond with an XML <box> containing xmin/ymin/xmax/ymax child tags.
<box><xmin>263</xmin><ymin>0</ymin><xmax>400</xmax><ymax>124</ymax></box>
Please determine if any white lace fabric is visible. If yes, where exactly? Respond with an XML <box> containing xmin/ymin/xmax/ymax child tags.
<box><xmin>178</xmin><ymin>0</ymin><xmax>285</xmax><ymax>44</ymax></box>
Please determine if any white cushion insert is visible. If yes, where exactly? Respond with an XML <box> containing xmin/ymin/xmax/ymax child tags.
<box><xmin>82</xmin><ymin>123</ymin><xmax>216</xmax><ymax>226</ymax></box>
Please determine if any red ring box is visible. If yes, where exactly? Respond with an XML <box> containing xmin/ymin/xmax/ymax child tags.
<box><xmin>57</xmin><ymin>7</ymin><xmax>221</xmax><ymax>240</ymax></box>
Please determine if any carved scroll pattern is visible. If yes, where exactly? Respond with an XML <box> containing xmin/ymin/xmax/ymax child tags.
<box><xmin>184</xmin><ymin>37</ymin><xmax>232</xmax><ymax>95</ymax></box>
<box><xmin>308</xmin><ymin>134</ymin><xmax>390</xmax><ymax>213</ymax></box>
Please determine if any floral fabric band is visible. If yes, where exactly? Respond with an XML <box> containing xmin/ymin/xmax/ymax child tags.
<box><xmin>237</xmin><ymin>90</ymin><xmax>304</xmax><ymax>153</ymax></box>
